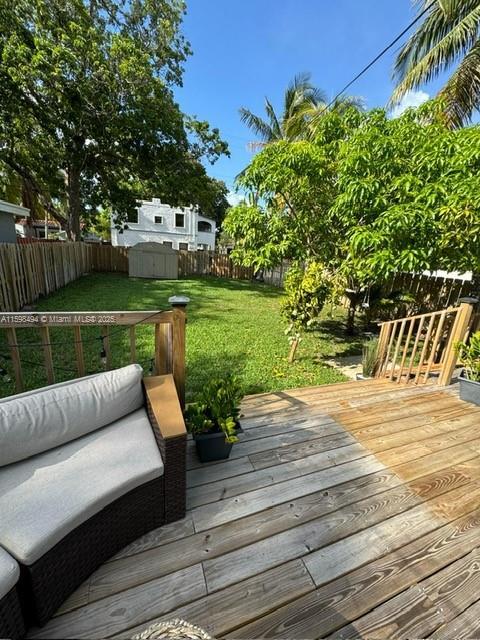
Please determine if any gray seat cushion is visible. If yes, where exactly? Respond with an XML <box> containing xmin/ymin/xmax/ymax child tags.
<box><xmin>0</xmin><ymin>547</ymin><xmax>19</xmax><ymax>600</ymax></box>
<box><xmin>0</xmin><ymin>409</ymin><xmax>164</xmax><ymax>565</ymax></box>
<box><xmin>0</xmin><ymin>364</ymin><xmax>144</xmax><ymax>467</ymax></box>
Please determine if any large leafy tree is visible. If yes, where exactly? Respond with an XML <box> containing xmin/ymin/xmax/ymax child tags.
<box><xmin>392</xmin><ymin>0</ymin><xmax>480</xmax><ymax>128</ymax></box>
<box><xmin>344</xmin><ymin>107</ymin><xmax>480</xmax><ymax>277</ymax></box>
<box><xmin>0</xmin><ymin>0</ymin><xmax>228</xmax><ymax>239</ymax></box>
<box><xmin>225</xmin><ymin>102</ymin><xmax>480</xmax><ymax>331</ymax></box>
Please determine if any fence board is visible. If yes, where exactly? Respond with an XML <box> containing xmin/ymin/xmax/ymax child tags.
<box><xmin>0</xmin><ymin>242</ymin><xmax>476</xmax><ymax>318</ymax></box>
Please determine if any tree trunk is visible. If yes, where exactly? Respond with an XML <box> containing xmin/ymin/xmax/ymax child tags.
<box><xmin>288</xmin><ymin>338</ymin><xmax>299</xmax><ymax>363</ymax></box>
<box><xmin>3</xmin><ymin>155</ymin><xmax>67</xmax><ymax>227</ymax></box>
<box><xmin>67</xmin><ymin>163</ymin><xmax>82</xmax><ymax>241</ymax></box>
<box><xmin>346</xmin><ymin>302</ymin><xmax>356</xmax><ymax>336</ymax></box>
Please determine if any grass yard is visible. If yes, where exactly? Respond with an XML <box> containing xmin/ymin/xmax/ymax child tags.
<box><xmin>0</xmin><ymin>273</ymin><xmax>364</xmax><ymax>400</ymax></box>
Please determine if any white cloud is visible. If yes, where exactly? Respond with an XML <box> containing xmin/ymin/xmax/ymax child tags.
<box><xmin>227</xmin><ymin>191</ymin><xmax>245</xmax><ymax>207</ymax></box>
<box><xmin>390</xmin><ymin>90</ymin><xmax>430</xmax><ymax>117</ymax></box>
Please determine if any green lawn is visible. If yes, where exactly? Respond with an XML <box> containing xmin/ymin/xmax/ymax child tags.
<box><xmin>0</xmin><ymin>274</ymin><xmax>364</xmax><ymax>400</ymax></box>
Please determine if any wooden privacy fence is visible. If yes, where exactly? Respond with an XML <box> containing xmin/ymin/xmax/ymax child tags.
<box><xmin>89</xmin><ymin>243</ymin><xmax>129</xmax><ymax>273</ymax></box>
<box><xmin>0</xmin><ymin>243</ymin><xmax>128</xmax><ymax>312</ymax></box>
<box><xmin>0</xmin><ymin>301</ymin><xmax>187</xmax><ymax>406</ymax></box>
<box><xmin>375</xmin><ymin>299</ymin><xmax>476</xmax><ymax>386</ymax></box>
<box><xmin>177</xmin><ymin>250</ymin><xmax>254</xmax><ymax>280</ymax></box>
<box><xmin>380</xmin><ymin>272</ymin><xmax>479</xmax><ymax>313</ymax></box>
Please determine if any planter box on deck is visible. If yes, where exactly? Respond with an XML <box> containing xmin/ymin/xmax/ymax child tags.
<box><xmin>459</xmin><ymin>370</ymin><xmax>480</xmax><ymax>407</ymax></box>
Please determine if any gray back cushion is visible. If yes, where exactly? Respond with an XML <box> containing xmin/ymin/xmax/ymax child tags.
<box><xmin>0</xmin><ymin>364</ymin><xmax>144</xmax><ymax>467</ymax></box>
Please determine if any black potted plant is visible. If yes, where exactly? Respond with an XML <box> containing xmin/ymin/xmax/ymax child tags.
<box><xmin>455</xmin><ymin>331</ymin><xmax>480</xmax><ymax>406</ymax></box>
<box><xmin>184</xmin><ymin>374</ymin><xmax>243</xmax><ymax>463</ymax></box>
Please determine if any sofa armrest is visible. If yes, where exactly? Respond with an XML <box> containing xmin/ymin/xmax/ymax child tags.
<box><xmin>143</xmin><ymin>375</ymin><xmax>187</xmax><ymax>523</ymax></box>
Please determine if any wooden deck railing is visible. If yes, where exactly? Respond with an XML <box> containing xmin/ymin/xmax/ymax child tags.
<box><xmin>375</xmin><ymin>300</ymin><xmax>476</xmax><ymax>386</ymax></box>
<box><xmin>0</xmin><ymin>299</ymin><xmax>187</xmax><ymax>406</ymax></box>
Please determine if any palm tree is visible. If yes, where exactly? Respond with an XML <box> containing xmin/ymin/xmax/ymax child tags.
<box><xmin>240</xmin><ymin>74</ymin><xmax>364</xmax><ymax>148</ymax></box>
<box><xmin>239</xmin><ymin>73</ymin><xmax>326</xmax><ymax>149</ymax></box>
<box><xmin>392</xmin><ymin>0</ymin><xmax>480</xmax><ymax>128</ymax></box>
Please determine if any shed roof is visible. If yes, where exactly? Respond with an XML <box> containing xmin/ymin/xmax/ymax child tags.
<box><xmin>129</xmin><ymin>241</ymin><xmax>176</xmax><ymax>254</ymax></box>
<box><xmin>0</xmin><ymin>199</ymin><xmax>30</xmax><ymax>217</ymax></box>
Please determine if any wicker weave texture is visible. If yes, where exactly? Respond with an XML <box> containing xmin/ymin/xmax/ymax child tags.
<box><xmin>132</xmin><ymin>619</ymin><xmax>214</xmax><ymax>640</ymax></box>
<box><xmin>146</xmin><ymin>401</ymin><xmax>187</xmax><ymax>523</ymax></box>
<box><xmin>22</xmin><ymin>476</ymin><xmax>165</xmax><ymax>627</ymax></box>
<box><xmin>0</xmin><ymin>585</ymin><xmax>26</xmax><ymax>640</ymax></box>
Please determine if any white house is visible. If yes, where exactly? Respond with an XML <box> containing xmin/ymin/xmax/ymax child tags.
<box><xmin>111</xmin><ymin>199</ymin><xmax>216</xmax><ymax>250</ymax></box>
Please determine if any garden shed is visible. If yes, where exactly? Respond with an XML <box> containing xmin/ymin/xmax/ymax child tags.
<box><xmin>128</xmin><ymin>241</ymin><xmax>178</xmax><ymax>279</ymax></box>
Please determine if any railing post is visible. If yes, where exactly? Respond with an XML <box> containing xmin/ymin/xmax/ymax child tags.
<box><xmin>438</xmin><ymin>298</ymin><xmax>478</xmax><ymax>386</ymax></box>
<box><xmin>169</xmin><ymin>295</ymin><xmax>190</xmax><ymax>409</ymax></box>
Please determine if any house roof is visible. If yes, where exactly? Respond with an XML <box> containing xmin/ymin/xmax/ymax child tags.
<box><xmin>0</xmin><ymin>199</ymin><xmax>30</xmax><ymax>217</ymax></box>
<box><xmin>137</xmin><ymin>198</ymin><xmax>216</xmax><ymax>224</ymax></box>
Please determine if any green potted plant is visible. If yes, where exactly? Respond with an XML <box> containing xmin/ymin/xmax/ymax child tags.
<box><xmin>455</xmin><ymin>331</ymin><xmax>480</xmax><ymax>406</ymax></box>
<box><xmin>184</xmin><ymin>374</ymin><xmax>243</xmax><ymax>462</ymax></box>
<box><xmin>357</xmin><ymin>337</ymin><xmax>380</xmax><ymax>380</ymax></box>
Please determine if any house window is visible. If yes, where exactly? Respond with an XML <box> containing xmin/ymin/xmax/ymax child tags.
<box><xmin>154</xmin><ymin>216</ymin><xmax>163</xmax><ymax>224</ymax></box>
<box><xmin>127</xmin><ymin>209</ymin><xmax>138</xmax><ymax>224</ymax></box>
<box><xmin>178</xmin><ymin>242</ymin><xmax>188</xmax><ymax>251</ymax></box>
<box><xmin>175</xmin><ymin>213</ymin><xmax>185</xmax><ymax>228</ymax></box>
<box><xmin>163</xmin><ymin>241</ymin><xmax>173</xmax><ymax>248</ymax></box>
<box><xmin>198</xmin><ymin>220</ymin><xmax>212</xmax><ymax>233</ymax></box>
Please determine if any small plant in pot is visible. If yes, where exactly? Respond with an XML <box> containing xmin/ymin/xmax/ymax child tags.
<box><xmin>455</xmin><ymin>331</ymin><xmax>480</xmax><ymax>406</ymax></box>
<box><xmin>184</xmin><ymin>374</ymin><xmax>243</xmax><ymax>463</ymax></box>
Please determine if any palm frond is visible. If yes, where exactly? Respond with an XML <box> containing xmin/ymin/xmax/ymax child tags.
<box><xmin>391</xmin><ymin>3</ymin><xmax>480</xmax><ymax>104</ymax></box>
<box><xmin>394</xmin><ymin>0</ymin><xmax>479</xmax><ymax>81</ymax></box>
<box><xmin>239</xmin><ymin>107</ymin><xmax>275</xmax><ymax>142</ymax></box>
<box><xmin>440</xmin><ymin>40</ymin><xmax>480</xmax><ymax>126</ymax></box>
<box><xmin>264</xmin><ymin>98</ymin><xmax>283</xmax><ymax>139</ymax></box>
<box><xmin>332</xmin><ymin>94</ymin><xmax>366</xmax><ymax>113</ymax></box>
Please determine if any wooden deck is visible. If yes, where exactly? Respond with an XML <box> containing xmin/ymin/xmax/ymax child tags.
<box><xmin>28</xmin><ymin>378</ymin><xmax>480</xmax><ymax>640</ymax></box>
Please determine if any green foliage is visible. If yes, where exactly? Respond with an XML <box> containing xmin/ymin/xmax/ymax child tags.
<box><xmin>363</xmin><ymin>288</ymin><xmax>417</xmax><ymax>325</ymax></box>
<box><xmin>362</xmin><ymin>338</ymin><xmax>380</xmax><ymax>377</ymax></box>
<box><xmin>340</xmin><ymin>105</ymin><xmax>480</xmax><ymax>278</ymax></box>
<box><xmin>223</xmin><ymin>202</ymin><xmax>294</xmax><ymax>270</ymax></box>
<box><xmin>281</xmin><ymin>262</ymin><xmax>331</xmax><ymax>339</ymax></box>
<box><xmin>227</xmin><ymin>103</ymin><xmax>480</xmax><ymax>295</ymax></box>
<box><xmin>182</xmin><ymin>402</ymin><xmax>214</xmax><ymax>434</ymax></box>
<box><xmin>85</xmin><ymin>208</ymin><xmax>111</xmax><ymax>242</ymax></box>
<box><xmin>392</xmin><ymin>0</ymin><xmax>480</xmax><ymax>127</ymax></box>
<box><xmin>455</xmin><ymin>331</ymin><xmax>480</xmax><ymax>382</ymax></box>
<box><xmin>184</xmin><ymin>374</ymin><xmax>243</xmax><ymax>444</ymax></box>
<box><xmin>0</xmin><ymin>0</ymin><xmax>228</xmax><ymax>238</ymax></box>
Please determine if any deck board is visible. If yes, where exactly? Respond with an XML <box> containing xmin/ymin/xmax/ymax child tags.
<box><xmin>29</xmin><ymin>379</ymin><xmax>480</xmax><ymax>640</ymax></box>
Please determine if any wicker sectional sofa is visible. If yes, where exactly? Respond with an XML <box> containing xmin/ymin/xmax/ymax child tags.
<box><xmin>0</xmin><ymin>364</ymin><xmax>186</xmax><ymax>638</ymax></box>
<box><xmin>0</xmin><ymin>548</ymin><xmax>25</xmax><ymax>640</ymax></box>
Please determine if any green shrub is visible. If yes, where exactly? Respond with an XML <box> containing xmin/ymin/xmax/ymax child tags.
<box><xmin>455</xmin><ymin>331</ymin><xmax>480</xmax><ymax>382</ymax></box>
<box><xmin>362</xmin><ymin>337</ymin><xmax>380</xmax><ymax>377</ymax></box>
<box><xmin>184</xmin><ymin>374</ymin><xmax>243</xmax><ymax>443</ymax></box>
<box><xmin>281</xmin><ymin>261</ymin><xmax>331</xmax><ymax>334</ymax></box>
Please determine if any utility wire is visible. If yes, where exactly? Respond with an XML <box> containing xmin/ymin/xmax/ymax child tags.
<box><xmin>324</xmin><ymin>1</ymin><xmax>434</xmax><ymax>111</ymax></box>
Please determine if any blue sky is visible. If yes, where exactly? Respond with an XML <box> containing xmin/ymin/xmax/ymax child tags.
<box><xmin>175</xmin><ymin>1</ymin><xmax>444</xmax><ymax>200</ymax></box>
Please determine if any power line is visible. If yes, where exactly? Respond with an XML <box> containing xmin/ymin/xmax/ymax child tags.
<box><xmin>325</xmin><ymin>1</ymin><xmax>434</xmax><ymax>111</ymax></box>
